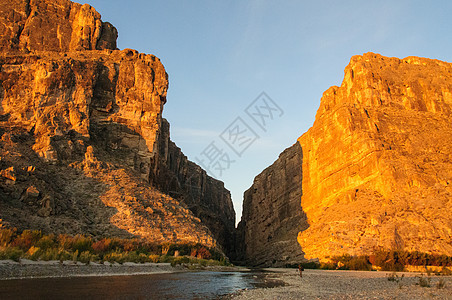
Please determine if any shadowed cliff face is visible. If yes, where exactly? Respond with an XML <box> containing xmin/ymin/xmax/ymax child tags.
<box><xmin>297</xmin><ymin>53</ymin><xmax>452</xmax><ymax>261</ymax></box>
<box><xmin>0</xmin><ymin>0</ymin><xmax>235</xmax><ymax>251</ymax></box>
<box><xmin>235</xmin><ymin>142</ymin><xmax>307</xmax><ymax>267</ymax></box>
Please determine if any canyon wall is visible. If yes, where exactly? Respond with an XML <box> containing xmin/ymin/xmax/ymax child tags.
<box><xmin>0</xmin><ymin>0</ymin><xmax>234</xmax><ymax>251</ymax></box>
<box><xmin>298</xmin><ymin>53</ymin><xmax>452</xmax><ymax>261</ymax></box>
<box><xmin>235</xmin><ymin>142</ymin><xmax>307</xmax><ymax>266</ymax></box>
<box><xmin>238</xmin><ymin>52</ymin><xmax>452</xmax><ymax>264</ymax></box>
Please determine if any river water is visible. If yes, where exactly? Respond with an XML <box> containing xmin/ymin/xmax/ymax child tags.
<box><xmin>0</xmin><ymin>271</ymin><xmax>281</xmax><ymax>299</ymax></box>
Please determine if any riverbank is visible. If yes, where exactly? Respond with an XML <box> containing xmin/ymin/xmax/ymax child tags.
<box><xmin>0</xmin><ymin>259</ymin><xmax>183</xmax><ymax>279</ymax></box>
<box><xmin>227</xmin><ymin>268</ymin><xmax>452</xmax><ymax>299</ymax></box>
<box><xmin>0</xmin><ymin>258</ymin><xmax>250</xmax><ymax>280</ymax></box>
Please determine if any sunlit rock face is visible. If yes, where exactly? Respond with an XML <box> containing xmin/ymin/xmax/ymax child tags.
<box><xmin>235</xmin><ymin>142</ymin><xmax>307</xmax><ymax>267</ymax></box>
<box><xmin>0</xmin><ymin>0</ymin><xmax>117</xmax><ymax>52</ymax></box>
<box><xmin>298</xmin><ymin>53</ymin><xmax>452</xmax><ymax>261</ymax></box>
<box><xmin>0</xmin><ymin>0</ymin><xmax>235</xmax><ymax>252</ymax></box>
<box><xmin>238</xmin><ymin>52</ymin><xmax>452</xmax><ymax>265</ymax></box>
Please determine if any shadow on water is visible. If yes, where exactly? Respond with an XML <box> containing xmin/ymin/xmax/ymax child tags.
<box><xmin>0</xmin><ymin>270</ymin><xmax>285</xmax><ymax>300</ymax></box>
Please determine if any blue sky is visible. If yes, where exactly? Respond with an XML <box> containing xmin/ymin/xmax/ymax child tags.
<box><xmin>83</xmin><ymin>0</ymin><xmax>452</xmax><ymax>223</ymax></box>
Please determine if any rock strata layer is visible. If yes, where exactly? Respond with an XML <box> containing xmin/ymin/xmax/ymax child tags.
<box><xmin>0</xmin><ymin>0</ymin><xmax>235</xmax><ymax>251</ymax></box>
<box><xmin>235</xmin><ymin>142</ymin><xmax>306</xmax><ymax>266</ymax></box>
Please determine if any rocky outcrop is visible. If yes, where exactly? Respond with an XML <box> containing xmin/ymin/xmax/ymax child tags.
<box><xmin>235</xmin><ymin>142</ymin><xmax>306</xmax><ymax>266</ymax></box>
<box><xmin>0</xmin><ymin>0</ymin><xmax>234</xmax><ymax>251</ymax></box>
<box><xmin>297</xmin><ymin>53</ymin><xmax>452</xmax><ymax>261</ymax></box>
<box><xmin>238</xmin><ymin>52</ymin><xmax>452</xmax><ymax>264</ymax></box>
<box><xmin>0</xmin><ymin>0</ymin><xmax>117</xmax><ymax>53</ymax></box>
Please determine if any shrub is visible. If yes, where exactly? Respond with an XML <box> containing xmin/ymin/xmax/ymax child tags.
<box><xmin>437</xmin><ymin>278</ymin><xmax>446</xmax><ymax>289</ymax></box>
<box><xmin>329</xmin><ymin>254</ymin><xmax>372</xmax><ymax>271</ymax></box>
<box><xmin>196</xmin><ymin>247</ymin><xmax>211</xmax><ymax>259</ymax></box>
<box><xmin>39</xmin><ymin>248</ymin><xmax>60</xmax><ymax>261</ymax></box>
<box><xmin>190</xmin><ymin>246</ymin><xmax>211</xmax><ymax>259</ymax></box>
<box><xmin>72</xmin><ymin>250</ymin><xmax>79</xmax><ymax>262</ymax></box>
<box><xmin>149</xmin><ymin>254</ymin><xmax>160</xmax><ymax>263</ymax></box>
<box><xmin>11</xmin><ymin>230</ymin><xmax>41</xmax><ymax>251</ymax></box>
<box><xmin>58</xmin><ymin>234</ymin><xmax>74</xmax><ymax>250</ymax></box>
<box><xmin>417</xmin><ymin>275</ymin><xmax>431</xmax><ymax>288</ymax></box>
<box><xmin>159</xmin><ymin>255</ymin><xmax>175</xmax><ymax>264</ymax></box>
<box><xmin>0</xmin><ymin>247</ymin><xmax>24</xmax><ymax>262</ymax></box>
<box><xmin>104</xmin><ymin>251</ymin><xmax>126</xmax><ymax>264</ymax></box>
<box><xmin>57</xmin><ymin>249</ymin><xmax>72</xmax><ymax>262</ymax></box>
<box><xmin>92</xmin><ymin>238</ymin><xmax>112</xmax><ymax>254</ymax></box>
<box><xmin>71</xmin><ymin>235</ymin><xmax>92</xmax><ymax>253</ymax></box>
<box><xmin>36</xmin><ymin>235</ymin><xmax>55</xmax><ymax>250</ymax></box>
<box><xmin>172</xmin><ymin>256</ymin><xmax>190</xmax><ymax>265</ymax></box>
<box><xmin>0</xmin><ymin>228</ymin><xmax>15</xmax><ymax>247</ymax></box>
<box><xmin>347</xmin><ymin>257</ymin><xmax>372</xmax><ymax>271</ymax></box>
<box><xmin>126</xmin><ymin>251</ymin><xmax>150</xmax><ymax>263</ymax></box>
<box><xmin>320</xmin><ymin>262</ymin><xmax>336</xmax><ymax>269</ymax></box>
<box><xmin>79</xmin><ymin>251</ymin><xmax>99</xmax><ymax>264</ymax></box>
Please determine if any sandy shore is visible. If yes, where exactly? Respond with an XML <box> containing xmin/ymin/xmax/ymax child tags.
<box><xmin>227</xmin><ymin>268</ymin><xmax>452</xmax><ymax>300</ymax></box>
<box><xmin>0</xmin><ymin>259</ymin><xmax>179</xmax><ymax>280</ymax></box>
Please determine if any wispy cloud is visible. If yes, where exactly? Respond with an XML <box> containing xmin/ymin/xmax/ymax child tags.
<box><xmin>171</xmin><ymin>127</ymin><xmax>220</xmax><ymax>140</ymax></box>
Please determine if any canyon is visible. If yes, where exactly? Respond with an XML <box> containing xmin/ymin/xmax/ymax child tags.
<box><xmin>0</xmin><ymin>0</ymin><xmax>235</xmax><ymax>253</ymax></box>
<box><xmin>1</xmin><ymin>0</ymin><xmax>451</xmax><ymax>267</ymax></box>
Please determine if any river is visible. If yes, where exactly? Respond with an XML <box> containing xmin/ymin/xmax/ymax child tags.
<box><xmin>0</xmin><ymin>270</ymin><xmax>282</xmax><ymax>299</ymax></box>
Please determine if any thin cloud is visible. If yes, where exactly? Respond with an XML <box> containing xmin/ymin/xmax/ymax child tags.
<box><xmin>171</xmin><ymin>127</ymin><xmax>220</xmax><ymax>140</ymax></box>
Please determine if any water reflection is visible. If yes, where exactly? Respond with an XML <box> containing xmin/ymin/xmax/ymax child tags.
<box><xmin>0</xmin><ymin>271</ymin><xmax>279</xmax><ymax>300</ymax></box>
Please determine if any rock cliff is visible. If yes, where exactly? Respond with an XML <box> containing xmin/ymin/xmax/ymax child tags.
<box><xmin>0</xmin><ymin>0</ymin><xmax>117</xmax><ymax>53</ymax></box>
<box><xmin>0</xmin><ymin>0</ymin><xmax>234</xmax><ymax>252</ymax></box>
<box><xmin>235</xmin><ymin>142</ymin><xmax>306</xmax><ymax>266</ymax></box>
<box><xmin>238</xmin><ymin>52</ymin><xmax>452</xmax><ymax>264</ymax></box>
<box><xmin>298</xmin><ymin>53</ymin><xmax>452</xmax><ymax>261</ymax></box>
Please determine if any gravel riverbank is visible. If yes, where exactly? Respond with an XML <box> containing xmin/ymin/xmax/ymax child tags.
<box><xmin>0</xmin><ymin>259</ymin><xmax>178</xmax><ymax>279</ymax></box>
<box><xmin>227</xmin><ymin>268</ymin><xmax>452</xmax><ymax>300</ymax></box>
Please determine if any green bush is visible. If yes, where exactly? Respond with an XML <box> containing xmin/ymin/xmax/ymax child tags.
<box><xmin>72</xmin><ymin>250</ymin><xmax>79</xmax><ymax>262</ymax></box>
<box><xmin>172</xmin><ymin>256</ymin><xmax>190</xmax><ymax>265</ymax></box>
<box><xmin>149</xmin><ymin>254</ymin><xmax>160</xmax><ymax>263</ymax></box>
<box><xmin>125</xmin><ymin>251</ymin><xmax>150</xmax><ymax>263</ymax></box>
<box><xmin>0</xmin><ymin>247</ymin><xmax>24</xmax><ymax>262</ymax></box>
<box><xmin>159</xmin><ymin>255</ymin><xmax>175</xmax><ymax>264</ymax></box>
<box><xmin>71</xmin><ymin>235</ymin><xmax>92</xmax><ymax>253</ymax></box>
<box><xmin>39</xmin><ymin>248</ymin><xmax>61</xmax><ymax>261</ymax></box>
<box><xmin>104</xmin><ymin>251</ymin><xmax>126</xmax><ymax>264</ymax></box>
<box><xmin>36</xmin><ymin>235</ymin><xmax>55</xmax><ymax>250</ymax></box>
<box><xmin>79</xmin><ymin>251</ymin><xmax>99</xmax><ymax>264</ymax></box>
